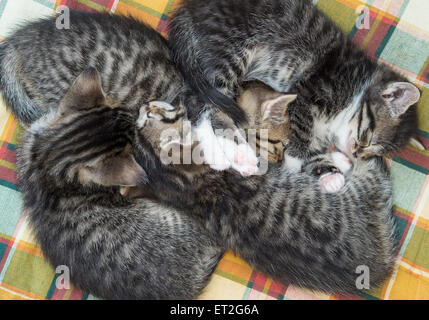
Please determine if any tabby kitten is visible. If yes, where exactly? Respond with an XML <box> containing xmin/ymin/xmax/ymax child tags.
<box><xmin>0</xmin><ymin>11</ymin><xmax>261</xmax><ymax>175</ymax></box>
<box><xmin>169</xmin><ymin>0</ymin><xmax>422</xmax><ymax>172</ymax></box>
<box><xmin>122</xmin><ymin>82</ymin><xmax>296</xmax><ymax>198</ymax></box>
<box><xmin>17</xmin><ymin>69</ymin><xmax>223</xmax><ymax>300</ymax></box>
<box><xmin>133</xmin><ymin>100</ymin><xmax>397</xmax><ymax>293</ymax></box>
<box><xmin>237</xmin><ymin>81</ymin><xmax>294</xmax><ymax>163</ymax></box>
<box><xmin>0</xmin><ymin>11</ymin><xmax>184</xmax><ymax>126</ymax></box>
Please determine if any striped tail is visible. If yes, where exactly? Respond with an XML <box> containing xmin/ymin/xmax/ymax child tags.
<box><xmin>0</xmin><ymin>43</ymin><xmax>43</xmax><ymax>125</ymax></box>
<box><xmin>168</xmin><ymin>42</ymin><xmax>247</xmax><ymax>126</ymax></box>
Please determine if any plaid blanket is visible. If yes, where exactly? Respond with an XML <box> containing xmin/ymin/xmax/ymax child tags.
<box><xmin>0</xmin><ymin>0</ymin><xmax>428</xmax><ymax>300</ymax></box>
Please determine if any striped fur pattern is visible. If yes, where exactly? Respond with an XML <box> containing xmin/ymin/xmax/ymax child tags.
<box><xmin>0</xmin><ymin>11</ymin><xmax>184</xmax><ymax>126</ymax></box>
<box><xmin>237</xmin><ymin>82</ymin><xmax>292</xmax><ymax>163</ymax></box>
<box><xmin>16</xmin><ymin>69</ymin><xmax>223</xmax><ymax>300</ymax></box>
<box><xmin>134</xmin><ymin>101</ymin><xmax>398</xmax><ymax>293</ymax></box>
<box><xmin>0</xmin><ymin>11</ymin><xmax>289</xmax><ymax>174</ymax></box>
<box><xmin>169</xmin><ymin>0</ymin><xmax>421</xmax><ymax>167</ymax></box>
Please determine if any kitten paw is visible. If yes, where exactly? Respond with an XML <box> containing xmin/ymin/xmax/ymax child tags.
<box><xmin>331</xmin><ymin>151</ymin><xmax>352</xmax><ymax>173</ymax></box>
<box><xmin>195</xmin><ymin>118</ymin><xmax>232</xmax><ymax>170</ymax></box>
<box><xmin>209</xmin><ymin>137</ymin><xmax>259</xmax><ymax>176</ymax></box>
<box><xmin>319</xmin><ymin>172</ymin><xmax>345</xmax><ymax>193</ymax></box>
<box><xmin>137</xmin><ymin>101</ymin><xmax>184</xmax><ymax>128</ymax></box>
<box><xmin>230</xmin><ymin>143</ymin><xmax>259</xmax><ymax>176</ymax></box>
<box><xmin>203</xmin><ymin>136</ymin><xmax>232</xmax><ymax>171</ymax></box>
<box><xmin>195</xmin><ymin>116</ymin><xmax>258</xmax><ymax>176</ymax></box>
<box><xmin>284</xmin><ymin>154</ymin><xmax>303</xmax><ymax>173</ymax></box>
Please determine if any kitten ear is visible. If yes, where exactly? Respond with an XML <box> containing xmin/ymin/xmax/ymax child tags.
<box><xmin>58</xmin><ymin>67</ymin><xmax>106</xmax><ymax>114</ymax></box>
<box><xmin>261</xmin><ymin>94</ymin><xmax>297</xmax><ymax>125</ymax></box>
<box><xmin>382</xmin><ymin>82</ymin><xmax>420</xmax><ymax>117</ymax></box>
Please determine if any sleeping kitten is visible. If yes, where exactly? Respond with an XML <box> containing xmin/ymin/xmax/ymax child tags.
<box><xmin>238</xmin><ymin>82</ymin><xmax>352</xmax><ymax>192</ymax></box>
<box><xmin>0</xmin><ymin>11</ymin><xmax>263</xmax><ymax>175</ymax></box>
<box><xmin>237</xmin><ymin>81</ymin><xmax>293</xmax><ymax>163</ymax></box>
<box><xmin>16</xmin><ymin>68</ymin><xmax>223</xmax><ymax>300</ymax></box>
<box><xmin>122</xmin><ymin>81</ymin><xmax>296</xmax><ymax>197</ymax></box>
<box><xmin>0</xmin><ymin>11</ymin><xmax>184</xmax><ymax>126</ymax></box>
<box><xmin>169</xmin><ymin>0</ymin><xmax>423</xmax><ymax>172</ymax></box>
<box><xmin>133</xmin><ymin>99</ymin><xmax>397</xmax><ymax>293</ymax></box>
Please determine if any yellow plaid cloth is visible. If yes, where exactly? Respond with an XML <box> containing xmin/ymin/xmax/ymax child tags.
<box><xmin>0</xmin><ymin>0</ymin><xmax>428</xmax><ymax>300</ymax></box>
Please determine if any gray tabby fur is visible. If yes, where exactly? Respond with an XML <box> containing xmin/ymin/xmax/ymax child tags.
<box><xmin>0</xmin><ymin>11</ymin><xmax>184</xmax><ymax>125</ymax></box>
<box><xmin>134</xmin><ymin>101</ymin><xmax>398</xmax><ymax>293</ymax></box>
<box><xmin>4</xmin><ymin>10</ymin><xmax>397</xmax><ymax>295</ymax></box>
<box><xmin>16</xmin><ymin>68</ymin><xmax>223</xmax><ymax>300</ymax></box>
<box><xmin>169</xmin><ymin>0</ymin><xmax>421</xmax><ymax>164</ymax></box>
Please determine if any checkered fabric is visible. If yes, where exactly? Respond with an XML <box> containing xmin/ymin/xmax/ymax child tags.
<box><xmin>0</xmin><ymin>0</ymin><xmax>428</xmax><ymax>300</ymax></box>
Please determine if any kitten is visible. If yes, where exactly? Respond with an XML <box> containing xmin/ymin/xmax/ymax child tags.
<box><xmin>0</xmin><ymin>11</ymin><xmax>184</xmax><ymax>126</ymax></box>
<box><xmin>236</xmin><ymin>81</ymin><xmax>293</xmax><ymax>163</ymax></box>
<box><xmin>238</xmin><ymin>82</ymin><xmax>351</xmax><ymax>192</ymax></box>
<box><xmin>0</xmin><ymin>11</ymin><xmax>261</xmax><ymax>175</ymax></box>
<box><xmin>169</xmin><ymin>0</ymin><xmax>423</xmax><ymax>172</ymax></box>
<box><xmin>122</xmin><ymin>82</ymin><xmax>296</xmax><ymax>197</ymax></box>
<box><xmin>191</xmin><ymin>82</ymin><xmax>296</xmax><ymax>175</ymax></box>
<box><xmin>133</xmin><ymin>100</ymin><xmax>398</xmax><ymax>293</ymax></box>
<box><xmin>16</xmin><ymin>68</ymin><xmax>223</xmax><ymax>300</ymax></box>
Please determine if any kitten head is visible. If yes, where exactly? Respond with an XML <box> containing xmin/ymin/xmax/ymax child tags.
<box><xmin>347</xmin><ymin>77</ymin><xmax>422</xmax><ymax>159</ymax></box>
<box><xmin>237</xmin><ymin>82</ymin><xmax>296</xmax><ymax>162</ymax></box>
<box><xmin>136</xmin><ymin>99</ymin><xmax>191</xmax><ymax>166</ymax></box>
<box><xmin>18</xmin><ymin>68</ymin><xmax>147</xmax><ymax>189</ymax></box>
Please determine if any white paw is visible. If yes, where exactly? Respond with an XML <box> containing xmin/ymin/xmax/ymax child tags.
<box><xmin>284</xmin><ymin>154</ymin><xmax>303</xmax><ymax>173</ymax></box>
<box><xmin>229</xmin><ymin>143</ymin><xmax>259</xmax><ymax>176</ymax></box>
<box><xmin>207</xmin><ymin>137</ymin><xmax>259</xmax><ymax>175</ymax></box>
<box><xmin>195</xmin><ymin>118</ymin><xmax>230</xmax><ymax>170</ymax></box>
<box><xmin>215</xmin><ymin>137</ymin><xmax>259</xmax><ymax>176</ymax></box>
<box><xmin>331</xmin><ymin>151</ymin><xmax>352</xmax><ymax>173</ymax></box>
<box><xmin>203</xmin><ymin>136</ymin><xmax>232</xmax><ymax>171</ymax></box>
<box><xmin>194</xmin><ymin>116</ymin><xmax>259</xmax><ymax>175</ymax></box>
<box><xmin>319</xmin><ymin>172</ymin><xmax>345</xmax><ymax>193</ymax></box>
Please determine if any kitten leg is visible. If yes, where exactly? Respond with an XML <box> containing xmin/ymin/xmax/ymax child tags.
<box><xmin>282</xmin><ymin>102</ymin><xmax>314</xmax><ymax>173</ymax></box>
<box><xmin>230</xmin><ymin>142</ymin><xmax>259</xmax><ymax>176</ymax></box>
<box><xmin>214</xmin><ymin>135</ymin><xmax>259</xmax><ymax>176</ymax></box>
<box><xmin>303</xmin><ymin>151</ymin><xmax>352</xmax><ymax>193</ymax></box>
<box><xmin>194</xmin><ymin>118</ymin><xmax>232</xmax><ymax>171</ymax></box>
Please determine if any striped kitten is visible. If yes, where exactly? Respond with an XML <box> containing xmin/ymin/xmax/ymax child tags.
<box><xmin>134</xmin><ymin>100</ymin><xmax>398</xmax><ymax>293</ymax></box>
<box><xmin>0</xmin><ymin>11</ymin><xmax>268</xmax><ymax>175</ymax></box>
<box><xmin>169</xmin><ymin>0</ymin><xmax>423</xmax><ymax>172</ymax></box>
<box><xmin>0</xmin><ymin>11</ymin><xmax>183</xmax><ymax>126</ymax></box>
<box><xmin>238</xmin><ymin>81</ymin><xmax>294</xmax><ymax>163</ymax></box>
<box><xmin>122</xmin><ymin>82</ymin><xmax>296</xmax><ymax>198</ymax></box>
<box><xmin>16</xmin><ymin>69</ymin><xmax>223</xmax><ymax>300</ymax></box>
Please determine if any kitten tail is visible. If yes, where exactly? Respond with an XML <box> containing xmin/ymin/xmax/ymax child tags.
<box><xmin>168</xmin><ymin>42</ymin><xmax>247</xmax><ymax>125</ymax></box>
<box><xmin>0</xmin><ymin>43</ymin><xmax>43</xmax><ymax>125</ymax></box>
